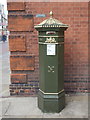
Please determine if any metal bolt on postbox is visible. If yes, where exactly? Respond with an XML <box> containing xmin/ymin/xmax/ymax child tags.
<box><xmin>34</xmin><ymin>11</ymin><xmax>68</xmax><ymax>113</ymax></box>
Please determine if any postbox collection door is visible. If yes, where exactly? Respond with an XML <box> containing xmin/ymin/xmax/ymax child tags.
<box><xmin>39</xmin><ymin>37</ymin><xmax>64</xmax><ymax>93</ymax></box>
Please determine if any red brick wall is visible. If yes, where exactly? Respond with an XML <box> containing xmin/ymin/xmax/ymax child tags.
<box><xmin>88</xmin><ymin>2</ymin><xmax>90</xmax><ymax>92</ymax></box>
<box><xmin>7</xmin><ymin>2</ymin><xmax>89</xmax><ymax>96</ymax></box>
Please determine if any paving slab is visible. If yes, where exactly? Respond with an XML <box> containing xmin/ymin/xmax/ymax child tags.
<box><xmin>0</xmin><ymin>41</ymin><xmax>10</xmax><ymax>97</ymax></box>
<box><xmin>1</xmin><ymin>95</ymin><xmax>88</xmax><ymax>118</ymax></box>
<box><xmin>0</xmin><ymin>98</ymin><xmax>2</xmax><ymax>118</ymax></box>
<box><xmin>59</xmin><ymin>101</ymin><xmax>88</xmax><ymax>118</ymax></box>
<box><xmin>3</xmin><ymin>97</ymin><xmax>43</xmax><ymax>118</ymax></box>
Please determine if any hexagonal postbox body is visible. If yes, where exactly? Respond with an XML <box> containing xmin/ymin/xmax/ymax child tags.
<box><xmin>35</xmin><ymin>13</ymin><xmax>68</xmax><ymax>113</ymax></box>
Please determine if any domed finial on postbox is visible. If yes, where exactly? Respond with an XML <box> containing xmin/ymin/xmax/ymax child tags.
<box><xmin>50</xmin><ymin>11</ymin><xmax>53</xmax><ymax>18</ymax></box>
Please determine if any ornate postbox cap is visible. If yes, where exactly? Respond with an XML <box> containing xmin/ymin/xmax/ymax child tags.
<box><xmin>35</xmin><ymin>11</ymin><xmax>68</xmax><ymax>29</ymax></box>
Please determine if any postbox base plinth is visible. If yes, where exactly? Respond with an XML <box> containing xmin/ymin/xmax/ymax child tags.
<box><xmin>38</xmin><ymin>90</ymin><xmax>65</xmax><ymax>113</ymax></box>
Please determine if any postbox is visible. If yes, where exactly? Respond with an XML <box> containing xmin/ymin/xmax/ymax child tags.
<box><xmin>35</xmin><ymin>11</ymin><xmax>68</xmax><ymax>113</ymax></box>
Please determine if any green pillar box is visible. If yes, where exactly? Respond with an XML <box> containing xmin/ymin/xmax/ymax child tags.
<box><xmin>35</xmin><ymin>11</ymin><xmax>68</xmax><ymax>113</ymax></box>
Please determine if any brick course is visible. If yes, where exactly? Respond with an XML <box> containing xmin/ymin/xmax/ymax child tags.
<box><xmin>8</xmin><ymin>2</ymin><xmax>89</xmax><ymax>96</ymax></box>
<box><xmin>7</xmin><ymin>2</ymin><xmax>25</xmax><ymax>11</ymax></box>
<box><xmin>11</xmin><ymin>74</ymin><xmax>27</xmax><ymax>84</ymax></box>
<box><xmin>8</xmin><ymin>15</ymin><xmax>34</xmax><ymax>31</ymax></box>
<box><xmin>9</xmin><ymin>35</ymin><xmax>26</xmax><ymax>51</ymax></box>
<box><xmin>10</xmin><ymin>55</ymin><xmax>35</xmax><ymax>71</ymax></box>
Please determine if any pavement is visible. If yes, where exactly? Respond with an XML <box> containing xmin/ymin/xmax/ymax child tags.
<box><xmin>0</xmin><ymin>41</ymin><xmax>89</xmax><ymax>119</ymax></box>
<box><xmin>0</xmin><ymin>95</ymin><xmax>88</xmax><ymax>118</ymax></box>
<box><xmin>0</xmin><ymin>41</ymin><xmax>10</xmax><ymax>97</ymax></box>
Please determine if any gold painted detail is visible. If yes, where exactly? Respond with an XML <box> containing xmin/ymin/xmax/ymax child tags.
<box><xmin>39</xmin><ymin>89</ymin><xmax>64</xmax><ymax>95</ymax></box>
<box><xmin>50</xmin><ymin>11</ymin><xmax>53</xmax><ymax>18</ymax></box>
<box><xmin>38</xmin><ymin>42</ymin><xmax>64</xmax><ymax>45</ymax></box>
<box><xmin>48</xmin><ymin>66</ymin><xmax>55</xmax><ymax>73</ymax></box>
<box><xmin>38</xmin><ymin>42</ymin><xmax>58</xmax><ymax>45</ymax></box>
<box><xmin>45</xmin><ymin>37</ymin><xmax>56</xmax><ymax>43</ymax></box>
<box><xmin>34</xmin><ymin>11</ymin><xmax>69</xmax><ymax>28</ymax></box>
<box><xmin>38</xmin><ymin>35</ymin><xmax>64</xmax><ymax>38</ymax></box>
